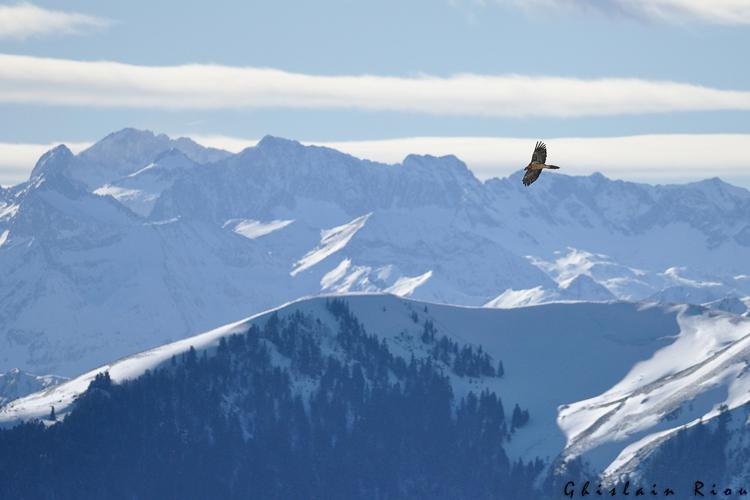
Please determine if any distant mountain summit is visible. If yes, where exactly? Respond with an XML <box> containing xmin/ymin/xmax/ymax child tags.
<box><xmin>41</xmin><ymin>128</ymin><xmax>231</xmax><ymax>190</ymax></box>
<box><xmin>0</xmin><ymin>129</ymin><xmax>748</xmax><ymax>375</ymax></box>
<box><xmin>0</xmin><ymin>368</ymin><xmax>66</xmax><ymax>407</ymax></box>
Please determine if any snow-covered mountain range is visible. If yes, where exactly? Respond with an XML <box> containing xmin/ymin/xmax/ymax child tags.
<box><xmin>4</xmin><ymin>294</ymin><xmax>749</xmax><ymax>487</ymax></box>
<box><xmin>1</xmin><ymin>128</ymin><xmax>748</xmax><ymax>376</ymax></box>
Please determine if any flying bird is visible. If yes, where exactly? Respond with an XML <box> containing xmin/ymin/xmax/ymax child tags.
<box><xmin>522</xmin><ymin>141</ymin><xmax>560</xmax><ymax>187</ymax></box>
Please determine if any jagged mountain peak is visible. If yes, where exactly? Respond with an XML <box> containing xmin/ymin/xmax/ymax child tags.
<box><xmin>66</xmin><ymin>128</ymin><xmax>230</xmax><ymax>189</ymax></box>
<box><xmin>21</xmin><ymin>144</ymin><xmax>92</xmax><ymax>199</ymax></box>
<box><xmin>170</xmin><ymin>136</ymin><xmax>231</xmax><ymax>165</ymax></box>
<box><xmin>489</xmin><ymin>168</ymin><xmax>610</xmax><ymax>192</ymax></box>
<box><xmin>29</xmin><ymin>144</ymin><xmax>75</xmax><ymax>179</ymax></box>
<box><xmin>402</xmin><ymin>153</ymin><xmax>478</xmax><ymax>181</ymax></box>
<box><xmin>79</xmin><ymin>128</ymin><xmax>168</xmax><ymax>162</ymax></box>
<box><xmin>256</xmin><ymin>134</ymin><xmax>302</xmax><ymax>150</ymax></box>
<box><xmin>151</xmin><ymin>147</ymin><xmax>193</xmax><ymax>165</ymax></box>
<box><xmin>39</xmin><ymin>143</ymin><xmax>74</xmax><ymax>161</ymax></box>
<box><xmin>560</xmin><ymin>273</ymin><xmax>617</xmax><ymax>301</ymax></box>
<box><xmin>680</xmin><ymin>176</ymin><xmax>750</xmax><ymax>201</ymax></box>
<box><xmin>99</xmin><ymin>127</ymin><xmax>163</xmax><ymax>143</ymax></box>
<box><xmin>249</xmin><ymin>134</ymin><xmax>365</xmax><ymax>167</ymax></box>
<box><xmin>688</xmin><ymin>176</ymin><xmax>737</xmax><ymax>188</ymax></box>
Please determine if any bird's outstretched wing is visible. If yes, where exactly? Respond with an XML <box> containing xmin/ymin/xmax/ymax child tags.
<box><xmin>522</xmin><ymin>168</ymin><xmax>542</xmax><ymax>187</ymax></box>
<box><xmin>531</xmin><ymin>141</ymin><xmax>547</xmax><ymax>164</ymax></box>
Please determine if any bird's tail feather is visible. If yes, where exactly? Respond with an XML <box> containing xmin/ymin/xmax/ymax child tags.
<box><xmin>546</xmin><ymin>165</ymin><xmax>560</xmax><ymax>169</ymax></box>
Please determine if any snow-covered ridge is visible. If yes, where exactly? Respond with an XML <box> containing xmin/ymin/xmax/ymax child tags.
<box><xmin>559</xmin><ymin>305</ymin><xmax>750</xmax><ymax>474</ymax></box>
<box><xmin>4</xmin><ymin>294</ymin><xmax>748</xmax><ymax>482</ymax></box>
<box><xmin>0</xmin><ymin>315</ymin><xmax>253</xmax><ymax>425</ymax></box>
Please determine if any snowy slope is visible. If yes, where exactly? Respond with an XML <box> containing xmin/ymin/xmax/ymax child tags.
<box><xmin>558</xmin><ymin>306</ymin><xmax>750</xmax><ymax>471</ymax></box>
<box><xmin>4</xmin><ymin>294</ymin><xmax>747</xmax><ymax>483</ymax></box>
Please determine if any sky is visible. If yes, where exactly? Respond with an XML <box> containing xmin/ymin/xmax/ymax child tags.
<box><xmin>0</xmin><ymin>0</ymin><xmax>749</xmax><ymax>187</ymax></box>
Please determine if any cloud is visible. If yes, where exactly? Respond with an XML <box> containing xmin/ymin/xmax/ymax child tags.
<box><xmin>1</xmin><ymin>53</ymin><xmax>750</xmax><ymax>117</ymax></box>
<box><xmin>1</xmin><ymin>134</ymin><xmax>749</xmax><ymax>188</ymax></box>
<box><xmin>491</xmin><ymin>0</ymin><xmax>750</xmax><ymax>25</ymax></box>
<box><xmin>0</xmin><ymin>3</ymin><xmax>109</xmax><ymax>40</ymax></box>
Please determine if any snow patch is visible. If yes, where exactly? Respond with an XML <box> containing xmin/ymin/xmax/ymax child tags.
<box><xmin>320</xmin><ymin>259</ymin><xmax>429</xmax><ymax>296</ymax></box>
<box><xmin>662</xmin><ymin>266</ymin><xmax>721</xmax><ymax>288</ymax></box>
<box><xmin>94</xmin><ymin>184</ymin><xmax>144</xmax><ymax>201</ymax></box>
<box><xmin>291</xmin><ymin>213</ymin><xmax>371</xmax><ymax>276</ymax></box>
<box><xmin>0</xmin><ymin>203</ymin><xmax>18</xmax><ymax>220</ymax></box>
<box><xmin>144</xmin><ymin>217</ymin><xmax>180</xmax><ymax>226</ymax></box>
<box><xmin>225</xmin><ymin>218</ymin><xmax>295</xmax><ymax>240</ymax></box>
<box><xmin>0</xmin><ymin>230</ymin><xmax>8</xmax><ymax>248</ymax></box>
<box><xmin>127</xmin><ymin>162</ymin><xmax>157</xmax><ymax>178</ymax></box>
<box><xmin>93</xmin><ymin>184</ymin><xmax>157</xmax><ymax>216</ymax></box>
<box><xmin>319</xmin><ymin>259</ymin><xmax>375</xmax><ymax>293</ymax></box>
<box><xmin>385</xmin><ymin>270</ymin><xmax>433</xmax><ymax>297</ymax></box>
<box><xmin>484</xmin><ymin>286</ymin><xmax>551</xmax><ymax>308</ymax></box>
<box><xmin>320</xmin><ymin>259</ymin><xmax>352</xmax><ymax>290</ymax></box>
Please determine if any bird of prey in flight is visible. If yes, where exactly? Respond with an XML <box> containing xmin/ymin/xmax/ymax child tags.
<box><xmin>522</xmin><ymin>141</ymin><xmax>560</xmax><ymax>187</ymax></box>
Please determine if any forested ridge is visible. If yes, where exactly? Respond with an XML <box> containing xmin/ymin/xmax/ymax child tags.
<box><xmin>0</xmin><ymin>299</ymin><xmax>545</xmax><ymax>499</ymax></box>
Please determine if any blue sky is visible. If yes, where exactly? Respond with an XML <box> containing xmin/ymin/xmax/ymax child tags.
<box><xmin>0</xmin><ymin>0</ymin><xmax>749</xmax><ymax>186</ymax></box>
